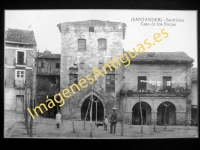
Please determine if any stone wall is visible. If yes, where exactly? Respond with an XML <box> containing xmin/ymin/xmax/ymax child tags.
<box><xmin>124</xmin><ymin>64</ymin><xmax>188</xmax><ymax>91</ymax></box>
<box><xmin>5</xmin><ymin>88</ymin><xmax>25</xmax><ymax>110</ymax></box>
<box><xmin>59</xmin><ymin>20</ymin><xmax>126</xmax><ymax>119</ymax></box>
<box><xmin>124</xmin><ymin>97</ymin><xmax>187</xmax><ymax>125</ymax></box>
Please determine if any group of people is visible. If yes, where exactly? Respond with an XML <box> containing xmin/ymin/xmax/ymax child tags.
<box><xmin>55</xmin><ymin>105</ymin><xmax>118</xmax><ymax>134</ymax></box>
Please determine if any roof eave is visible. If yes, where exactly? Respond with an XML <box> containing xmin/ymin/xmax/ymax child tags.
<box><xmin>5</xmin><ymin>40</ymin><xmax>36</xmax><ymax>45</ymax></box>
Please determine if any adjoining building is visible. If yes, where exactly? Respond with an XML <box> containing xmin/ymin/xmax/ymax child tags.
<box><xmin>5</xmin><ymin>28</ymin><xmax>37</xmax><ymax>112</ymax></box>
<box><xmin>36</xmin><ymin>50</ymin><xmax>61</xmax><ymax>118</ymax></box>
<box><xmin>123</xmin><ymin>52</ymin><xmax>194</xmax><ymax>125</ymax></box>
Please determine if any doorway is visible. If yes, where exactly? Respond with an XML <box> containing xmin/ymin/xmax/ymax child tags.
<box><xmin>81</xmin><ymin>95</ymin><xmax>104</xmax><ymax>121</ymax></box>
<box><xmin>132</xmin><ymin>102</ymin><xmax>151</xmax><ymax>125</ymax></box>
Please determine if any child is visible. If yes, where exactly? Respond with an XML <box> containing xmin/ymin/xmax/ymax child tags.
<box><xmin>56</xmin><ymin>111</ymin><xmax>61</xmax><ymax>128</ymax></box>
<box><xmin>104</xmin><ymin>115</ymin><xmax>109</xmax><ymax>130</ymax></box>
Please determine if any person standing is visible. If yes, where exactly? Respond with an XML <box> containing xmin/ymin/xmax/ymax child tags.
<box><xmin>110</xmin><ymin>105</ymin><xmax>117</xmax><ymax>134</ymax></box>
<box><xmin>104</xmin><ymin>115</ymin><xmax>109</xmax><ymax>130</ymax></box>
<box><xmin>56</xmin><ymin>111</ymin><xmax>61</xmax><ymax>128</ymax></box>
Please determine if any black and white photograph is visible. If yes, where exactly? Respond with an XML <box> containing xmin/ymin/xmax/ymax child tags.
<box><xmin>4</xmin><ymin>9</ymin><xmax>198</xmax><ymax>138</ymax></box>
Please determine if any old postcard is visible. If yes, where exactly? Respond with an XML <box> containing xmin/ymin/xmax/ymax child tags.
<box><xmin>4</xmin><ymin>9</ymin><xmax>198</xmax><ymax>138</ymax></box>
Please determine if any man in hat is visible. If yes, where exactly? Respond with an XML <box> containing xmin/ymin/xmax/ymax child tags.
<box><xmin>110</xmin><ymin>105</ymin><xmax>117</xmax><ymax>134</ymax></box>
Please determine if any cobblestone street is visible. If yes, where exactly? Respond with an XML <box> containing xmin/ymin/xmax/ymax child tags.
<box><xmin>5</xmin><ymin>113</ymin><xmax>198</xmax><ymax>138</ymax></box>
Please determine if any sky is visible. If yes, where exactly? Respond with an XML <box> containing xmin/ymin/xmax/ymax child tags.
<box><xmin>5</xmin><ymin>10</ymin><xmax>197</xmax><ymax>67</ymax></box>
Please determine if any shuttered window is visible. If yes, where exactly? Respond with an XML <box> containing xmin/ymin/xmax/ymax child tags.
<box><xmin>56</xmin><ymin>63</ymin><xmax>60</xmax><ymax>68</ymax></box>
<box><xmin>78</xmin><ymin>39</ymin><xmax>86</xmax><ymax>50</ymax></box>
<box><xmin>89</xmin><ymin>27</ymin><xmax>94</xmax><ymax>32</ymax></box>
<box><xmin>138</xmin><ymin>76</ymin><xmax>147</xmax><ymax>91</ymax></box>
<box><xmin>98</xmin><ymin>38</ymin><xmax>107</xmax><ymax>50</ymax></box>
<box><xmin>106</xmin><ymin>74</ymin><xmax>115</xmax><ymax>92</ymax></box>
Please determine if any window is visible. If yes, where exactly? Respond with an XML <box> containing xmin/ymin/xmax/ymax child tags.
<box><xmin>41</xmin><ymin>61</ymin><xmax>45</xmax><ymax>68</ymax></box>
<box><xmin>15</xmin><ymin>70</ymin><xmax>25</xmax><ymax>87</ymax></box>
<box><xmin>69</xmin><ymin>74</ymin><xmax>78</xmax><ymax>85</ymax></box>
<box><xmin>16</xmin><ymin>70</ymin><xmax>25</xmax><ymax>78</ymax></box>
<box><xmin>56</xmin><ymin>63</ymin><xmax>60</xmax><ymax>68</ymax></box>
<box><xmin>89</xmin><ymin>27</ymin><xmax>94</xmax><ymax>32</ymax></box>
<box><xmin>163</xmin><ymin>76</ymin><xmax>172</xmax><ymax>90</ymax></box>
<box><xmin>16</xmin><ymin>51</ymin><xmax>25</xmax><ymax>65</ymax></box>
<box><xmin>106</xmin><ymin>74</ymin><xmax>115</xmax><ymax>92</ymax></box>
<box><xmin>138</xmin><ymin>76</ymin><xmax>147</xmax><ymax>91</ymax></box>
<box><xmin>98</xmin><ymin>38</ymin><xmax>107</xmax><ymax>50</ymax></box>
<box><xmin>78</xmin><ymin>39</ymin><xmax>86</xmax><ymax>50</ymax></box>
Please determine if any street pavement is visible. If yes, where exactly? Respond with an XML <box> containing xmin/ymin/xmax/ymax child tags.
<box><xmin>5</xmin><ymin>114</ymin><xmax>198</xmax><ymax>138</ymax></box>
<box><xmin>4</xmin><ymin>110</ymin><xmax>24</xmax><ymax>135</ymax></box>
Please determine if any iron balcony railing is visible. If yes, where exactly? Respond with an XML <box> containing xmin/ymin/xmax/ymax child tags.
<box><xmin>37</xmin><ymin>68</ymin><xmax>60</xmax><ymax>75</ymax></box>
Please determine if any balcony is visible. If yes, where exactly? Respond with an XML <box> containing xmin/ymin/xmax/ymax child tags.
<box><xmin>37</xmin><ymin>68</ymin><xmax>60</xmax><ymax>75</ymax></box>
<box><xmin>14</xmin><ymin>79</ymin><xmax>25</xmax><ymax>89</ymax></box>
<box><xmin>14</xmin><ymin>58</ymin><xmax>27</xmax><ymax>66</ymax></box>
<box><xmin>121</xmin><ymin>82</ymin><xmax>190</xmax><ymax>97</ymax></box>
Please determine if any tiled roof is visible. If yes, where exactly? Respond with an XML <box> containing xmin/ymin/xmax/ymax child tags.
<box><xmin>38</xmin><ymin>53</ymin><xmax>60</xmax><ymax>59</ymax></box>
<box><xmin>5</xmin><ymin>28</ymin><xmax>36</xmax><ymax>45</ymax></box>
<box><xmin>190</xmin><ymin>68</ymin><xmax>197</xmax><ymax>81</ymax></box>
<box><xmin>128</xmin><ymin>51</ymin><xmax>194</xmax><ymax>63</ymax></box>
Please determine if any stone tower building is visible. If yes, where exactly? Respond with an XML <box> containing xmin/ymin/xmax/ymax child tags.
<box><xmin>57</xmin><ymin>20</ymin><xmax>127</xmax><ymax>120</ymax></box>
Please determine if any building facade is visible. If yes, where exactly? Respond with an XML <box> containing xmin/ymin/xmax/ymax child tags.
<box><xmin>36</xmin><ymin>50</ymin><xmax>61</xmax><ymax>117</ymax></box>
<box><xmin>5</xmin><ymin>28</ymin><xmax>37</xmax><ymax>111</ymax></box>
<box><xmin>123</xmin><ymin>52</ymin><xmax>194</xmax><ymax>125</ymax></box>
<box><xmin>57</xmin><ymin>20</ymin><xmax>126</xmax><ymax>121</ymax></box>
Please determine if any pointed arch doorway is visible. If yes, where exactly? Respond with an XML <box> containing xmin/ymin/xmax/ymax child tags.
<box><xmin>81</xmin><ymin>95</ymin><xmax>104</xmax><ymax>121</ymax></box>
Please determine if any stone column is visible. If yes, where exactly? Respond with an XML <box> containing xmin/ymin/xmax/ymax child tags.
<box><xmin>186</xmin><ymin>113</ymin><xmax>191</xmax><ymax>126</ymax></box>
<box><xmin>151</xmin><ymin>111</ymin><xmax>157</xmax><ymax>125</ymax></box>
<box><xmin>124</xmin><ymin>112</ymin><xmax>132</xmax><ymax>124</ymax></box>
<box><xmin>176</xmin><ymin>111</ymin><xmax>187</xmax><ymax>125</ymax></box>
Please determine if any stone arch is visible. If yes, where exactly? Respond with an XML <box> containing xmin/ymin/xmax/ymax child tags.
<box><xmin>79</xmin><ymin>91</ymin><xmax>105</xmax><ymax>121</ymax></box>
<box><xmin>157</xmin><ymin>101</ymin><xmax>176</xmax><ymax>125</ymax></box>
<box><xmin>79</xmin><ymin>91</ymin><xmax>105</xmax><ymax>108</ymax></box>
<box><xmin>132</xmin><ymin>101</ymin><xmax>152</xmax><ymax>125</ymax></box>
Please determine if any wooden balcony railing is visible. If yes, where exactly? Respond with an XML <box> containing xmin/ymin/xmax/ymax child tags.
<box><xmin>122</xmin><ymin>82</ymin><xmax>190</xmax><ymax>97</ymax></box>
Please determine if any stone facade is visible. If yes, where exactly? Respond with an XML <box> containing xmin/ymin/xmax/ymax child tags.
<box><xmin>123</xmin><ymin>63</ymin><xmax>192</xmax><ymax>125</ymax></box>
<box><xmin>58</xmin><ymin>20</ymin><xmax>126</xmax><ymax>120</ymax></box>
